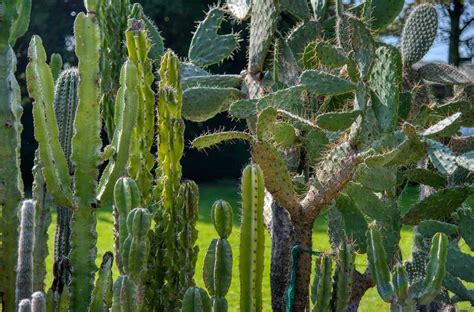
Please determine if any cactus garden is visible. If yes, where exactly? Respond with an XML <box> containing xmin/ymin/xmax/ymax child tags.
<box><xmin>1</xmin><ymin>0</ymin><xmax>473</xmax><ymax>311</ymax></box>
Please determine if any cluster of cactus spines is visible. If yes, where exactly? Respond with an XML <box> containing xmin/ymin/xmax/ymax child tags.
<box><xmin>368</xmin><ymin>222</ymin><xmax>449</xmax><ymax>310</ymax></box>
<box><xmin>90</xmin><ymin>252</ymin><xmax>114</xmax><ymax>312</ymax></box>
<box><xmin>239</xmin><ymin>164</ymin><xmax>265</xmax><ymax>312</ymax></box>
<box><xmin>16</xmin><ymin>200</ymin><xmax>35</xmax><ymax>306</ymax></box>
<box><xmin>182</xmin><ymin>287</ymin><xmax>212</xmax><ymax>312</ymax></box>
<box><xmin>400</xmin><ymin>4</ymin><xmax>438</xmax><ymax>66</ymax></box>
<box><xmin>0</xmin><ymin>0</ymin><xmax>30</xmax><ymax>309</ymax></box>
<box><xmin>203</xmin><ymin>200</ymin><xmax>233</xmax><ymax>312</ymax></box>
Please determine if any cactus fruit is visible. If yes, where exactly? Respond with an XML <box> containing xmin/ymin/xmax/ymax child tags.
<box><xmin>16</xmin><ymin>200</ymin><xmax>35</xmax><ymax>306</ymax></box>
<box><xmin>401</xmin><ymin>4</ymin><xmax>438</xmax><ymax>66</ymax></box>
<box><xmin>239</xmin><ymin>164</ymin><xmax>265</xmax><ymax>312</ymax></box>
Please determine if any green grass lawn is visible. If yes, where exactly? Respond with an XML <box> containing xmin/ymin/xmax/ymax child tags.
<box><xmin>43</xmin><ymin>182</ymin><xmax>473</xmax><ymax>311</ymax></box>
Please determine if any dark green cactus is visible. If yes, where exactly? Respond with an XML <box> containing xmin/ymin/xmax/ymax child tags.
<box><xmin>182</xmin><ymin>287</ymin><xmax>212</xmax><ymax>312</ymax></box>
<box><xmin>368</xmin><ymin>222</ymin><xmax>448</xmax><ymax>310</ymax></box>
<box><xmin>203</xmin><ymin>200</ymin><xmax>233</xmax><ymax>311</ymax></box>
<box><xmin>90</xmin><ymin>252</ymin><xmax>114</xmax><ymax>312</ymax></box>
<box><xmin>0</xmin><ymin>1</ymin><xmax>30</xmax><ymax>309</ymax></box>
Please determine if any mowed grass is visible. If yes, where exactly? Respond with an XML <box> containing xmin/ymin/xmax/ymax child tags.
<box><xmin>43</xmin><ymin>182</ymin><xmax>473</xmax><ymax>311</ymax></box>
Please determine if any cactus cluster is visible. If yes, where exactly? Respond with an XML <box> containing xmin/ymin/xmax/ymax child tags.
<box><xmin>1</xmin><ymin>0</ymin><xmax>473</xmax><ymax>311</ymax></box>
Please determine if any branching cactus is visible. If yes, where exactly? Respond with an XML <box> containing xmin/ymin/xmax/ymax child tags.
<box><xmin>368</xmin><ymin>223</ymin><xmax>449</xmax><ymax>311</ymax></box>
<box><xmin>203</xmin><ymin>200</ymin><xmax>233</xmax><ymax>312</ymax></box>
<box><xmin>0</xmin><ymin>0</ymin><xmax>30</xmax><ymax>309</ymax></box>
<box><xmin>26</xmin><ymin>3</ymin><xmax>139</xmax><ymax>307</ymax></box>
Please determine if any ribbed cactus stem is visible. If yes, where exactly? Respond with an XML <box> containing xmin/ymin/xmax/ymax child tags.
<box><xmin>31</xmin><ymin>154</ymin><xmax>51</xmax><ymax>293</ymax></box>
<box><xmin>239</xmin><ymin>164</ymin><xmax>265</xmax><ymax>312</ymax></box>
<box><xmin>90</xmin><ymin>252</ymin><xmax>114</xmax><ymax>312</ymax></box>
<box><xmin>112</xmin><ymin>275</ymin><xmax>137</xmax><ymax>312</ymax></box>
<box><xmin>203</xmin><ymin>200</ymin><xmax>233</xmax><ymax>312</ymax></box>
<box><xmin>113</xmin><ymin>177</ymin><xmax>140</xmax><ymax>274</ymax></box>
<box><xmin>126</xmin><ymin>18</ymin><xmax>155</xmax><ymax>202</ymax></box>
<box><xmin>68</xmin><ymin>8</ymin><xmax>101</xmax><ymax>310</ymax></box>
<box><xmin>16</xmin><ymin>200</ymin><xmax>35</xmax><ymax>306</ymax></box>
<box><xmin>0</xmin><ymin>1</ymin><xmax>30</xmax><ymax>309</ymax></box>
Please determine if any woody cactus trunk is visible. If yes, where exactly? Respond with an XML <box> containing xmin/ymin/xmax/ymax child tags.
<box><xmin>187</xmin><ymin>0</ymin><xmax>473</xmax><ymax>310</ymax></box>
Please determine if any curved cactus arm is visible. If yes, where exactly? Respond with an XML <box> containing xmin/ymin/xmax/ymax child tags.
<box><xmin>239</xmin><ymin>164</ymin><xmax>265</xmax><ymax>312</ymax></box>
<box><xmin>97</xmin><ymin>61</ymin><xmax>139</xmax><ymax>205</ymax></box>
<box><xmin>367</xmin><ymin>222</ymin><xmax>394</xmax><ymax>303</ymax></box>
<box><xmin>417</xmin><ymin>233</ymin><xmax>448</xmax><ymax>305</ymax></box>
<box><xmin>26</xmin><ymin>36</ymin><xmax>73</xmax><ymax>207</ymax></box>
<box><xmin>90</xmin><ymin>252</ymin><xmax>114</xmax><ymax>312</ymax></box>
<box><xmin>68</xmin><ymin>9</ymin><xmax>102</xmax><ymax>311</ymax></box>
<box><xmin>192</xmin><ymin>131</ymin><xmax>253</xmax><ymax>150</ymax></box>
<box><xmin>9</xmin><ymin>0</ymin><xmax>31</xmax><ymax>45</ymax></box>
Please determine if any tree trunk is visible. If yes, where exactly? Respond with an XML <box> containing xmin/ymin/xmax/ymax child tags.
<box><xmin>448</xmin><ymin>0</ymin><xmax>463</xmax><ymax>66</ymax></box>
<box><xmin>291</xmin><ymin>217</ymin><xmax>314</xmax><ymax>311</ymax></box>
<box><xmin>270</xmin><ymin>201</ymin><xmax>295</xmax><ymax>311</ymax></box>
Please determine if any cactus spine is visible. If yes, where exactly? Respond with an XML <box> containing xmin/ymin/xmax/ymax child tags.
<box><xmin>239</xmin><ymin>164</ymin><xmax>265</xmax><ymax>312</ymax></box>
<box><xmin>203</xmin><ymin>200</ymin><xmax>233</xmax><ymax>311</ymax></box>
<box><xmin>15</xmin><ymin>200</ymin><xmax>35</xmax><ymax>306</ymax></box>
<box><xmin>0</xmin><ymin>0</ymin><xmax>30</xmax><ymax>309</ymax></box>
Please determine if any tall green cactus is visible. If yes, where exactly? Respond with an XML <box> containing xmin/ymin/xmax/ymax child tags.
<box><xmin>368</xmin><ymin>223</ymin><xmax>448</xmax><ymax>310</ymax></box>
<box><xmin>0</xmin><ymin>0</ymin><xmax>30</xmax><ymax>309</ymax></box>
<box><xmin>203</xmin><ymin>200</ymin><xmax>233</xmax><ymax>312</ymax></box>
<box><xmin>239</xmin><ymin>164</ymin><xmax>265</xmax><ymax>312</ymax></box>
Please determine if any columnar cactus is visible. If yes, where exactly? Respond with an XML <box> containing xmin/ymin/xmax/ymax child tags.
<box><xmin>90</xmin><ymin>252</ymin><xmax>114</xmax><ymax>312</ymax></box>
<box><xmin>368</xmin><ymin>223</ymin><xmax>449</xmax><ymax>310</ymax></box>
<box><xmin>16</xmin><ymin>200</ymin><xmax>35</xmax><ymax>306</ymax></box>
<box><xmin>182</xmin><ymin>287</ymin><xmax>212</xmax><ymax>312</ymax></box>
<box><xmin>26</xmin><ymin>6</ymin><xmax>139</xmax><ymax>308</ymax></box>
<box><xmin>0</xmin><ymin>0</ymin><xmax>30</xmax><ymax>309</ymax></box>
<box><xmin>203</xmin><ymin>200</ymin><xmax>233</xmax><ymax>312</ymax></box>
<box><xmin>239</xmin><ymin>164</ymin><xmax>265</xmax><ymax>312</ymax></box>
